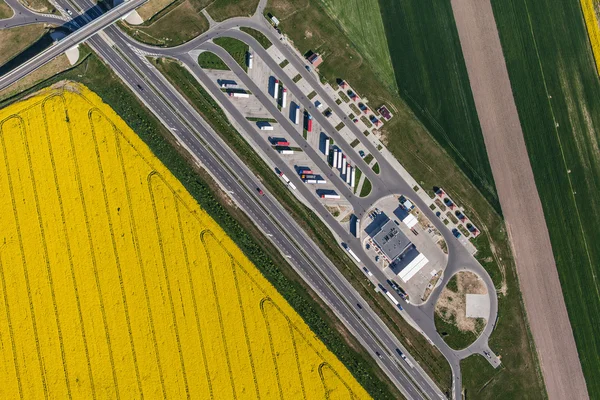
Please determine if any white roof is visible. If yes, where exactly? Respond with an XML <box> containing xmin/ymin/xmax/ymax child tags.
<box><xmin>271</xmin><ymin>16</ymin><xmax>280</xmax><ymax>24</ymax></box>
<box><xmin>402</xmin><ymin>214</ymin><xmax>418</xmax><ymax>229</ymax></box>
<box><xmin>403</xmin><ymin>200</ymin><xmax>414</xmax><ymax>209</ymax></box>
<box><xmin>398</xmin><ymin>253</ymin><xmax>428</xmax><ymax>282</ymax></box>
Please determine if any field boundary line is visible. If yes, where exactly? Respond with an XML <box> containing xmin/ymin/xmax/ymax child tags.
<box><xmin>259</xmin><ymin>298</ymin><xmax>288</xmax><ymax>400</ymax></box>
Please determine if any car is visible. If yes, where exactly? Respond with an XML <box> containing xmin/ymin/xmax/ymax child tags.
<box><xmin>359</xmin><ymin>150</ymin><xmax>365</xmax><ymax>158</ymax></box>
<box><xmin>365</xmin><ymin>243</ymin><xmax>370</xmax><ymax>250</ymax></box>
<box><xmin>257</xmin><ymin>188</ymin><xmax>264</xmax><ymax>196</ymax></box>
<box><xmin>353</xmin><ymin>119</ymin><xmax>358</xmax><ymax>123</ymax></box>
<box><xmin>375</xmin><ymin>351</ymin><xmax>383</xmax><ymax>359</ymax></box>
<box><xmin>305</xmin><ymin>65</ymin><xmax>311</xmax><ymax>72</ymax></box>
<box><xmin>356</xmin><ymin>303</ymin><xmax>362</xmax><ymax>309</ymax></box>
<box><xmin>66</xmin><ymin>8</ymin><xmax>73</xmax><ymax>16</ymax></box>
<box><xmin>452</xmin><ymin>228</ymin><xmax>461</xmax><ymax>238</ymax></box>
<box><xmin>375</xmin><ymin>256</ymin><xmax>380</xmax><ymax>262</ymax></box>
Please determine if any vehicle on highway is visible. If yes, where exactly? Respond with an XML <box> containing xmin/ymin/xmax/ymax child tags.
<box><xmin>257</xmin><ymin>188</ymin><xmax>264</xmax><ymax>196</ymax></box>
<box><xmin>66</xmin><ymin>8</ymin><xmax>73</xmax><ymax>15</ymax></box>
<box><xmin>375</xmin><ymin>351</ymin><xmax>383</xmax><ymax>359</ymax></box>
<box><xmin>356</xmin><ymin>303</ymin><xmax>362</xmax><ymax>309</ymax></box>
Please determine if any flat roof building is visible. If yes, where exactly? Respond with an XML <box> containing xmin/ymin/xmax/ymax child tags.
<box><xmin>371</xmin><ymin>219</ymin><xmax>412</xmax><ymax>262</ymax></box>
<box><xmin>390</xmin><ymin>246</ymin><xmax>429</xmax><ymax>282</ymax></box>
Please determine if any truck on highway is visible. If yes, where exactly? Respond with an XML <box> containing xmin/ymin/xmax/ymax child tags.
<box><xmin>279</xmin><ymin>172</ymin><xmax>290</xmax><ymax>184</ymax></box>
<box><xmin>395</xmin><ymin>349</ymin><xmax>415</xmax><ymax>368</ymax></box>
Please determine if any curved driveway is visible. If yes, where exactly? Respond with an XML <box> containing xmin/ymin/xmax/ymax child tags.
<box><xmin>0</xmin><ymin>0</ymin><xmax>65</xmax><ymax>28</ymax></box>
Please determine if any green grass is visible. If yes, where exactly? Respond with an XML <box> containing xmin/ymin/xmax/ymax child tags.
<box><xmin>461</xmin><ymin>354</ymin><xmax>511</xmax><ymax>399</ymax></box>
<box><xmin>360</xmin><ymin>115</ymin><xmax>372</xmax><ymax>128</ymax></box>
<box><xmin>335</xmin><ymin>122</ymin><xmax>345</xmax><ymax>131</ymax></box>
<box><xmin>338</xmin><ymin>90</ymin><xmax>350</xmax><ymax>102</ymax></box>
<box><xmin>378</xmin><ymin>0</ymin><xmax>498</xmax><ymax>212</ymax></box>
<box><xmin>213</xmin><ymin>37</ymin><xmax>249</xmax><ymax>72</ymax></box>
<box><xmin>198</xmin><ymin>51</ymin><xmax>229</xmax><ymax>70</ymax></box>
<box><xmin>279</xmin><ymin>59</ymin><xmax>289</xmax><ymax>68</ymax></box>
<box><xmin>359</xmin><ymin>177</ymin><xmax>372</xmax><ymax>197</ymax></box>
<box><xmin>246</xmin><ymin>117</ymin><xmax>277</xmax><ymax>122</ymax></box>
<box><xmin>372</xmin><ymin>162</ymin><xmax>380</xmax><ymax>174</ymax></box>
<box><xmin>206</xmin><ymin>0</ymin><xmax>258</xmax><ymax>21</ymax></box>
<box><xmin>349</xmin><ymin>102</ymin><xmax>360</xmax><ymax>115</ymax></box>
<box><xmin>434</xmin><ymin>312</ymin><xmax>478</xmax><ymax>350</ymax></box>
<box><xmin>363</xmin><ymin>153</ymin><xmax>374</xmax><ymax>164</ymax></box>
<box><xmin>316</xmin><ymin>0</ymin><xmax>396</xmax><ymax>91</ymax></box>
<box><xmin>293</xmin><ymin>73</ymin><xmax>302</xmax><ymax>83</ymax></box>
<box><xmin>491</xmin><ymin>0</ymin><xmax>600</xmax><ymax>395</ymax></box>
<box><xmin>307</xmin><ymin>90</ymin><xmax>317</xmax><ymax>99</ymax></box>
<box><xmin>353</xmin><ymin>167</ymin><xmax>362</xmax><ymax>194</ymax></box>
<box><xmin>119</xmin><ymin>0</ymin><xmax>209</xmax><ymax>47</ymax></box>
<box><xmin>350</xmin><ymin>138</ymin><xmax>360</xmax><ymax>147</ymax></box>
<box><xmin>0</xmin><ymin>0</ymin><xmax>13</xmax><ymax>18</ymax></box>
<box><xmin>240</xmin><ymin>27</ymin><xmax>272</xmax><ymax>49</ymax></box>
<box><xmin>446</xmin><ymin>274</ymin><xmax>458</xmax><ymax>292</ymax></box>
<box><xmin>335</xmin><ymin>98</ymin><xmax>342</xmax><ymax>105</ymax></box>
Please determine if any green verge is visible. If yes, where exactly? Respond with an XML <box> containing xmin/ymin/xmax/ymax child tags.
<box><xmin>1</xmin><ymin>51</ymin><xmax>402</xmax><ymax>400</ymax></box>
<box><xmin>240</xmin><ymin>27</ymin><xmax>272</xmax><ymax>49</ymax></box>
<box><xmin>153</xmin><ymin>57</ymin><xmax>453</xmax><ymax>394</ymax></box>
<box><xmin>213</xmin><ymin>37</ymin><xmax>249</xmax><ymax>72</ymax></box>
<box><xmin>363</xmin><ymin>153</ymin><xmax>374</xmax><ymax>164</ymax></box>
<box><xmin>198</xmin><ymin>51</ymin><xmax>229</xmax><ymax>70</ymax></box>
<box><xmin>266</xmin><ymin>0</ymin><xmax>544</xmax><ymax>397</ymax></box>
<box><xmin>359</xmin><ymin>178</ymin><xmax>372</xmax><ymax>197</ymax></box>
<box><xmin>206</xmin><ymin>0</ymin><xmax>259</xmax><ymax>22</ymax></box>
<box><xmin>119</xmin><ymin>0</ymin><xmax>210</xmax><ymax>47</ymax></box>
<box><xmin>433</xmin><ymin>313</ymin><xmax>479</xmax><ymax>350</ymax></box>
<box><xmin>372</xmin><ymin>162</ymin><xmax>380</xmax><ymax>174</ymax></box>
<box><xmin>491</xmin><ymin>0</ymin><xmax>600</xmax><ymax>395</ymax></box>
<box><xmin>377</xmin><ymin>0</ymin><xmax>497</xmax><ymax>212</ymax></box>
<box><xmin>0</xmin><ymin>0</ymin><xmax>13</xmax><ymax>18</ymax></box>
<box><xmin>315</xmin><ymin>0</ymin><xmax>397</xmax><ymax>91</ymax></box>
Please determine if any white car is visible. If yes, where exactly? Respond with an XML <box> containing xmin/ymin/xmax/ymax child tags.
<box><xmin>66</xmin><ymin>8</ymin><xmax>73</xmax><ymax>16</ymax></box>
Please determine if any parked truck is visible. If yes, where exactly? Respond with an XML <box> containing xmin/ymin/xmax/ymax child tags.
<box><xmin>247</xmin><ymin>53</ymin><xmax>253</xmax><ymax>69</ymax></box>
<box><xmin>306</xmin><ymin>114</ymin><xmax>313</xmax><ymax>132</ymax></box>
<box><xmin>294</xmin><ymin>106</ymin><xmax>300</xmax><ymax>125</ymax></box>
<box><xmin>275</xmin><ymin>141</ymin><xmax>290</xmax><ymax>146</ymax></box>
<box><xmin>321</xmin><ymin>193</ymin><xmax>341</xmax><ymax>199</ymax></box>
<box><xmin>324</xmin><ymin>136</ymin><xmax>330</xmax><ymax>156</ymax></box>
<box><xmin>278</xmin><ymin>149</ymin><xmax>294</xmax><ymax>155</ymax></box>
<box><xmin>347</xmin><ymin>247</ymin><xmax>361</xmax><ymax>263</ymax></box>
<box><xmin>273</xmin><ymin>79</ymin><xmax>279</xmax><ymax>99</ymax></box>
<box><xmin>351</xmin><ymin>167</ymin><xmax>356</xmax><ymax>188</ymax></box>
<box><xmin>229</xmin><ymin>92</ymin><xmax>249</xmax><ymax>98</ymax></box>
<box><xmin>260</xmin><ymin>123</ymin><xmax>274</xmax><ymax>131</ymax></box>
<box><xmin>281</xmin><ymin>88</ymin><xmax>287</xmax><ymax>108</ymax></box>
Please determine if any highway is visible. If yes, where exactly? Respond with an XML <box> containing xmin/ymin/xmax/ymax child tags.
<box><xmin>0</xmin><ymin>0</ymin><xmax>503</xmax><ymax>397</ymax></box>
<box><xmin>0</xmin><ymin>0</ymin><xmax>146</xmax><ymax>91</ymax></box>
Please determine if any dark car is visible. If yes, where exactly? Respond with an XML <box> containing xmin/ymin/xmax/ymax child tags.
<box><xmin>257</xmin><ymin>188</ymin><xmax>264</xmax><ymax>196</ymax></box>
<box><xmin>452</xmin><ymin>228</ymin><xmax>461</xmax><ymax>238</ymax></box>
<box><xmin>356</xmin><ymin>303</ymin><xmax>362</xmax><ymax>309</ymax></box>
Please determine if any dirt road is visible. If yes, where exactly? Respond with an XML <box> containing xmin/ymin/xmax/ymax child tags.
<box><xmin>449</xmin><ymin>0</ymin><xmax>588</xmax><ymax>398</ymax></box>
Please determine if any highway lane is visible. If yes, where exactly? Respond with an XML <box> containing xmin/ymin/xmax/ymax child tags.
<box><xmin>0</xmin><ymin>0</ymin><xmax>145</xmax><ymax>91</ymax></box>
<box><xmin>84</xmin><ymin>29</ymin><xmax>441</xmax><ymax>399</ymax></box>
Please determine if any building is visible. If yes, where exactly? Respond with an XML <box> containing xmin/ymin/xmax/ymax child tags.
<box><xmin>377</xmin><ymin>105</ymin><xmax>393</xmax><ymax>121</ymax></box>
<box><xmin>307</xmin><ymin>53</ymin><xmax>323</xmax><ymax>68</ymax></box>
<box><xmin>371</xmin><ymin>219</ymin><xmax>412</xmax><ymax>263</ymax></box>
<box><xmin>390</xmin><ymin>246</ymin><xmax>429</xmax><ymax>283</ymax></box>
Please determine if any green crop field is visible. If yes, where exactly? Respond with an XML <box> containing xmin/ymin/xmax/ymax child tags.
<box><xmin>317</xmin><ymin>0</ymin><xmax>397</xmax><ymax>91</ymax></box>
<box><xmin>491</xmin><ymin>0</ymin><xmax>600</xmax><ymax>395</ymax></box>
<box><xmin>378</xmin><ymin>0</ymin><xmax>498</xmax><ymax>212</ymax></box>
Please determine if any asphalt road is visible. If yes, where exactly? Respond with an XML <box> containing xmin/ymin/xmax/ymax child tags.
<box><xmin>0</xmin><ymin>0</ymin><xmax>65</xmax><ymax>29</ymax></box>
<box><xmin>0</xmin><ymin>0</ymin><xmax>503</xmax><ymax>397</ymax></box>
<box><xmin>0</xmin><ymin>0</ymin><xmax>145</xmax><ymax>91</ymax></box>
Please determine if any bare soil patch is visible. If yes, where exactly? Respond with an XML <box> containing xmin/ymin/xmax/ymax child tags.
<box><xmin>450</xmin><ymin>0</ymin><xmax>588</xmax><ymax>397</ymax></box>
<box><xmin>436</xmin><ymin>272</ymin><xmax>486</xmax><ymax>332</ymax></box>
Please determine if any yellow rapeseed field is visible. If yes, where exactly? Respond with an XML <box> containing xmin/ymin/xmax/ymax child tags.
<box><xmin>581</xmin><ymin>0</ymin><xmax>600</xmax><ymax>73</ymax></box>
<box><xmin>0</xmin><ymin>83</ymin><xmax>371</xmax><ymax>399</ymax></box>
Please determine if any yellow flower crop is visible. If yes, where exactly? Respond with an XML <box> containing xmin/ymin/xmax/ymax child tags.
<box><xmin>0</xmin><ymin>84</ymin><xmax>371</xmax><ymax>399</ymax></box>
<box><xmin>581</xmin><ymin>0</ymin><xmax>600</xmax><ymax>73</ymax></box>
